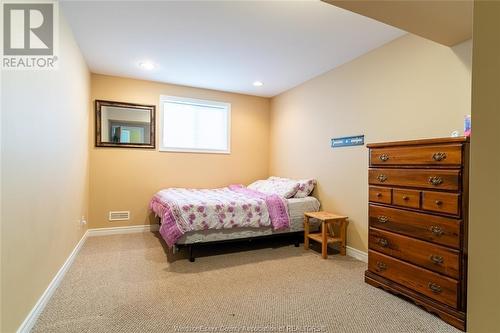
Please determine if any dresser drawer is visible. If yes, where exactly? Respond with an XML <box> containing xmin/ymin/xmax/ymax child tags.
<box><xmin>370</xmin><ymin>144</ymin><xmax>463</xmax><ymax>166</ymax></box>
<box><xmin>369</xmin><ymin>186</ymin><xmax>392</xmax><ymax>204</ymax></box>
<box><xmin>393</xmin><ymin>189</ymin><xmax>420</xmax><ymax>209</ymax></box>
<box><xmin>369</xmin><ymin>228</ymin><xmax>460</xmax><ymax>279</ymax></box>
<box><xmin>422</xmin><ymin>191</ymin><xmax>460</xmax><ymax>216</ymax></box>
<box><xmin>369</xmin><ymin>204</ymin><xmax>461</xmax><ymax>249</ymax></box>
<box><xmin>369</xmin><ymin>168</ymin><xmax>460</xmax><ymax>191</ymax></box>
<box><xmin>369</xmin><ymin>250</ymin><xmax>458</xmax><ymax>308</ymax></box>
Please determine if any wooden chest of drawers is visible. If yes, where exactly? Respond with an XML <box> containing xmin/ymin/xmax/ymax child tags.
<box><xmin>365</xmin><ymin>137</ymin><xmax>469</xmax><ymax>331</ymax></box>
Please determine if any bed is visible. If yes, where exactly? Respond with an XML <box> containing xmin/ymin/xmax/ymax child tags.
<box><xmin>150</xmin><ymin>180</ymin><xmax>320</xmax><ymax>261</ymax></box>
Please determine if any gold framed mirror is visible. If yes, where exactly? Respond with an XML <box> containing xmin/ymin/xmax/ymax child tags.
<box><xmin>95</xmin><ymin>100</ymin><xmax>155</xmax><ymax>149</ymax></box>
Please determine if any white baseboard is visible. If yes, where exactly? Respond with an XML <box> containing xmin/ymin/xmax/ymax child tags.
<box><xmin>17</xmin><ymin>229</ymin><xmax>89</xmax><ymax>333</ymax></box>
<box><xmin>86</xmin><ymin>224</ymin><xmax>159</xmax><ymax>236</ymax></box>
<box><xmin>346</xmin><ymin>246</ymin><xmax>368</xmax><ymax>263</ymax></box>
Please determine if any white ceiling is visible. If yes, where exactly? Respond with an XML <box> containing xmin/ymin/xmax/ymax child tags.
<box><xmin>61</xmin><ymin>1</ymin><xmax>405</xmax><ymax>97</ymax></box>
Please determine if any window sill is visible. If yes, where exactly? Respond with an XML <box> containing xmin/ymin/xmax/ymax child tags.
<box><xmin>159</xmin><ymin>147</ymin><xmax>231</xmax><ymax>154</ymax></box>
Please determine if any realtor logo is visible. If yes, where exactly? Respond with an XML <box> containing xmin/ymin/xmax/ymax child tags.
<box><xmin>2</xmin><ymin>1</ymin><xmax>59</xmax><ymax>69</ymax></box>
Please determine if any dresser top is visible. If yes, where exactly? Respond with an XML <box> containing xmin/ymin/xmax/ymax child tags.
<box><xmin>367</xmin><ymin>137</ymin><xmax>469</xmax><ymax>148</ymax></box>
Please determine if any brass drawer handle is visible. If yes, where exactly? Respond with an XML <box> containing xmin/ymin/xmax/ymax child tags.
<box><xmin>430</xmin><ymin>255</ymin><xmax>444</xmax><ymax>264</ymax></box>
<box><xmin>429</xmin><ymin>176</ymin><xmax>443</xmax><ymax>186</ymax></box>
<box><xmin>433</xmin><ymin>152</ymin><xmax>447</xmax><ymax>161</ymax></box>
<box><xmin>379</xmin><ymin>154</ymin><xmax>389</xmax><ymax>162</ymax></box>
<box><xmin>428</xmin><ymin>282</ymin><xmax>442</xmax><ymax>294</ymax></box>
<box><xmin>378</xmin><ymin>238</ymin><xmax>389</xmax><ymax>247</ymax></box>
<box><xmin>435</xmin><ymin>200</ymin><xmax>443</xmax><ymax>206</ymax></box>
<box><xmin>377</xmin><ymin>216</ymin><xmax>389</xmax><ymax>224</ymax></box>
<box><xmin>376</xmin><ymin>261</ymin><xmax>387</xmax><ymax>272</ymax></box>
<box><xmin>376</xmin><ymin>192</ymin><xmax>382</xmax><ymax>198</ymax></box>
<box><xmin>430</xmin><ymin>225</ymin><xmax>444</xmax><ymax>236</ymax></box>
<box><xmin>377</xmin><ymin>174</ymin><xmax>388</xmax><ymax>183</ymax></box>
<box><xmin>403</xmin><ymin>196</ymin><xmax>409</xmax><ymax>201</ymax></box>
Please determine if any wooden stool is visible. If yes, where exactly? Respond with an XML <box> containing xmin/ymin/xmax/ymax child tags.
<box><xmin>304</xmin><ymin>211</ymin><xmax>348</xmax><ymax>259</ymax></box>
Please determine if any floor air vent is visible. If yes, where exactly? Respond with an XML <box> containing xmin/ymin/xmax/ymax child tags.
<box><xmin>108</xmin><ymin>211</ymin><xmax>130</xmax><ymax>221</ymax></box>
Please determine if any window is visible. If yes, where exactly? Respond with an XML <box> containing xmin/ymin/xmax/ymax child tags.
<box><xmin>160</xmin><ymin>96</ymin><xmax>231</xmax><ymax>153</ymax></box>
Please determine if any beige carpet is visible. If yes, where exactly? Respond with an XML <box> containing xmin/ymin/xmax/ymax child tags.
<box><xmin>32</xmin><ymin>232</ymin><xmax>460</xmax><ymax>333</ymax></box>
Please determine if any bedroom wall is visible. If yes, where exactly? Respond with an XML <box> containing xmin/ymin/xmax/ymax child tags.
<box><xmin>467</xmin><ymin>1</ymin><xmax>500</xmax><ymax>331</ymax></box>
<box><xmin>1</xmin><ymin>14</ymin><xmax>90</xmax><ymax>332</ymax></box>
<box><xmin>269</xmin><ymin>34</ymin><xmax>472</xmax><ymax>253</ymax></box>
<box><xmin>89</xmin><ymin>74</ymin><xmax>270</xmax><ymax>228</ymax></box>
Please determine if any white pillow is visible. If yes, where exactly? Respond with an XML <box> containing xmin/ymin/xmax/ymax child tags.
<box><xmin>247</xmin><ymin>179</ymin><xmax>299</xmax><ymax>198</ymax></box>
<box><xmin>269</xmin><ymin>176</ymin><xmax>316</xmax><ymax>198</ymax></box>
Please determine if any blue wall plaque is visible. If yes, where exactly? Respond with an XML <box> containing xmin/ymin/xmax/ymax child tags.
<box><xmin>331</xmin><ymin>135</ymin><xmax>365</xmax><ymax>148</ymax></box>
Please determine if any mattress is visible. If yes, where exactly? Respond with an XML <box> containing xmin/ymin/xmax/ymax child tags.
<box><xmin>176</xmin><ymin>196</ymin><xmax>320</xmax><ymax>244</ymax></box>
<box><xmin>287</xmin><ymin>196</ymin><xmax>321</xmax><ymax>220</ymax></box>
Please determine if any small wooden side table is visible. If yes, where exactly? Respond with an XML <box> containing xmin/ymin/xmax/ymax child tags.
<box><xmin>304</xmin><ymin>211</ymin><xmax>348</xmax><ymax>259</ymax></box>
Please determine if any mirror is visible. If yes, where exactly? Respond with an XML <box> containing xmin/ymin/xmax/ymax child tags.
<box><xmin>95</xmin><ymin>100</ymin><xmax>155</xmax><ymax>149</ymax></box>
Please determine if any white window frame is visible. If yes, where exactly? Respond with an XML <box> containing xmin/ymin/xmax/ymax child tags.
<box><xmin>159</xmin><ymin>95</ymin><xmax>231</xmax><ymax>154</ymax></box>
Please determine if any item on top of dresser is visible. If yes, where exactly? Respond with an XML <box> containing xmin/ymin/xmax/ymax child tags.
<box><xmin>268</xmin><ymin>176</ymin><xmax>317</xmax><ymax>198</ymax></box>
<box><xmin>464</xmin><ymin>115</ymin><xmax>471</xmax><ymax>137</ymax></box>
<box><xmin>247</xmin><ymin>178</ymin><xmax>299</xmax><ymax>198</ymax></box>
<box><xmin>365</xmin><ymin>137</ymin><xmax>469</xmax><ymax>331</ymax></box>
<box><xmin>303</xmin><ymin>211</ymin><xmax>348</xmax><ymax>259</ymax></box>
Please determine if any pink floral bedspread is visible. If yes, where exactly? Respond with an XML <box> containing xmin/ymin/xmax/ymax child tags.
<box><xmin>149</xmin><ymin>185</ymin><xmax>290</xmax><ymax>247</ymax></box>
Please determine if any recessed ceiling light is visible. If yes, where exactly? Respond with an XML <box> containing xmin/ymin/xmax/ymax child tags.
<box><xmin>253</xmin><ymin>81</ymin><xmax>263</xmax><ymax>87</ymax></box>
<box><xmin>139</xmin><ymin>61</ymin><xmax>155</xmax><ymax>70</ymax></box>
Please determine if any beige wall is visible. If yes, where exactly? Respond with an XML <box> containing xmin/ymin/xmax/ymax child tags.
<box><xmin>89</xmin><ymin>74</ymin><xmax>270</xmax><ymax>228</ymax></box>
<box><xmin>269</xmin><ymin>34</ymin><xmax>472</xmax><ymax>252</ymax></box>
<box><xmin>324</xmin><ymin>0</ymin><xmax>473</xmax><ymax>46</ymax></box>
<box><xmin>467</xmin><ymin>1</ymin><xmax>500</xmax><ymax>331</ymax></box>
<box><xmin>1</xmin><ymin>15</ymin><xmax>90</xmax><ymax>333</ymax></box>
